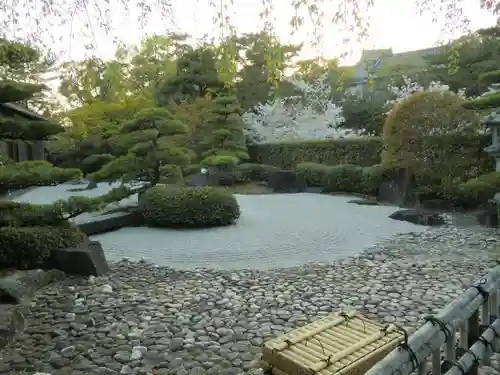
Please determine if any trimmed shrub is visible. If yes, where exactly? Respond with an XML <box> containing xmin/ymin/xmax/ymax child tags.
<box><xmin>0</xmin><ymin>161</ymin><xmax>82</xmax><ymax>194</ymax></box>
<box><xmin>81</xmin><ymin>154</ymin><xmax>115</xmax><ymax>175</ymax></box>
<box><xmin>360</xmin><ymin>164</ymin><xmax>393</xmax><ymax>196</ymax></box>
<box><xmin>138</xmin><ymin>185</ymin><xmax>240</xmax><ymax>228</ymax></box>
<box><xmin>0</xmin><ymin>224</ymin><xmax>85</xmax><ymax>269</ymax></box>
<box><xmin>295</xmin><ymin>162</ymin><xmax>331</xmax><ymax>187</ymax></box>
<box><xmin>450</xmin><ymin>172</ymin><xmax>500</xmax><ymax>208</ymax></box>
<box><xmin>248</xmin><ymin>138</ymin><xmax>382</xmax><ymax>169</ymax></box>
<box><xmin>382</xmin><ymin>90</ymin><xmax>481</xmax><ymax>184</ymax></box>
<box><xmin>159</xmin><ymin>164</ymin><xmax>183</xmax><ymax>184</ymax></box>
<box><xmin>323</xmin><ymin>164</ymin><xmax>364</xmax><ymax>193</ymax></box>
<box><xmin>234</xmin><ymin>163</ymin><xmax>281</xmax><ymax>182</ymax></box>
<box><xmin>0</xmin><ymin>201</ymin><xmax>64</xmax><ymax>226</ymax></box>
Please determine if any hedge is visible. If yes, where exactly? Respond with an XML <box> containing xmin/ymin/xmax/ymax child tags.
<box><xmin>248</xmin><ymin>134</ymin><xmax>493</xmax><ymax>183</ymax></box>
<box><xmin>138</xmin><ymin>185</ymin><xmax>240</xmax><ymax>228</ymax></box>
<box><xmin>0</xmin><ymin>224</ymin><xmax>85</xmax><ymax>269</ymax></box>
<box><xmin>248</xmin><ymin>138</ymin><xmax>382</xmax><ymax>169</ymax></box>
<box><xmin>234</xmin><ymin>163</ymin><xmax>281</xmax><ymax>182</ymax></box>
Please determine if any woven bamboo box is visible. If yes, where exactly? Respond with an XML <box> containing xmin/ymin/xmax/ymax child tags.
<box><xmin>260</xmin><ymin>310</ymin><xmax>405</xmax><ymax>375</ymax></box>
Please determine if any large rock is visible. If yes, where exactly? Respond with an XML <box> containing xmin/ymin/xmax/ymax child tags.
<box><xmin>46</xmin><ymin>240</ymin><xmax>109</xmax><ymax>276</ymax></box>
<box><xmin>389</xmin><ymin>209</ymin><xmax>445</xmax><ymax>226</ymax></box>
<box><xmin>268</xmin><ymin>170</ymin><xmax>306</xmax><ymax>193</ymax></box>
<box><xmin>77</xmin><ymin>211</ymin><xmax>140</xmax><ymax>235</ymax></box>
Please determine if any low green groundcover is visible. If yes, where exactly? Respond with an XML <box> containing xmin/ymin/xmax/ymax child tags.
<box><xmin>139</xmin><ymin>185</ymin><xmax>241</xmax><ymax>228</ymax></box>
<box><xmin>0</xmin><ymin>224</ymin><xmax>85</xmax><ymax>270</ymax></box>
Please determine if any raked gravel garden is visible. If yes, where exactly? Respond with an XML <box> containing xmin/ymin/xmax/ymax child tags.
<box><xmin>2</xmin><ymin>222</ymin><xmax>500</xmax><ymax>375</ymax></box>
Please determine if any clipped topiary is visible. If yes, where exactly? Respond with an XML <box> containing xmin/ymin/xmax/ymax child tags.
<box><xmin>234</xmin><ymin>163</ymin><xmax>281</xmax><ymax>182</ymax></box>
<box><xmin>295</xmin><ymin>162</ymin><xmax>331</xmax><ymax>187</ymax></box>
<box><xmin>139</xmin><ymin>185</ymin><xmax>240</xmax><ymax>228</ymax></box>
<box><xmin>382</xmin><ymin>90</ymin><xmax>479</xmax><ymax>184</ymax></box>
<box><xmin>360</xmin><ymin>164</ymin><xmax>392</xmax><ymax>196</ymax></box>
<box><xmin>159</xmin><ymin>164</ymin><xmax>183</xmax><ymax>184</ymax></box>
<box><xmin>0</xmin><ymin>224</ymin><xmax>85</xmax><ymax>269</ymax></box>
<box><xmin>81</xmin><ymin>154</ymin><xmax>115</xmax><ymax>175</ymax></box>
<box><xmin>450</xmin><ymin>172</ymin><xmax>500</xmax><ymax>208</ymax></box>
<box><xmin>0</xmin><ymin>161</ymin><xmax>82</xmax><ymax>194</ymax></box>
<box><xmin>323</xmin><ymin>164</ymin><xmax>364</xmax><ymax>193</ymax></box>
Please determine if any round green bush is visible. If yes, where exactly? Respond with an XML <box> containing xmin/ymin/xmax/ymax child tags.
<box><xmin>139</xmin><ymin>185</ymin><xmax>241</xmax><ymax>228</ymax></box>
<box><xmin>323</xmin><ymin>164</ymin><xmax>364</xmax><ymax>193</ymax></box>
<box><xmin>0</xmin><ymin>224</ymin><xmax>85</xmax><ymax>269</ymax></box>
<box><xmin>295</xmin><ymin>162</ymin><xmax>330</xmax><ymax>187</ymax></box>
<box><xmin>159</xmin><ymin>164</ymin><xmax>183</xmax><ymax>184</ymax></box>
<box><xmin>382</xmin><ymin>90</ymin><xmax>479</xmax><ymax>182</ymax></box>
<box><xmin>448</xmin><ymin>172</ymin><xmax>500</xmax><ymax>208</ymax></box>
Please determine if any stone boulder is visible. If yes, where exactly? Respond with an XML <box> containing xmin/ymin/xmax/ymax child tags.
<box><xmin>46</xmin><ymin>240</ymin><xmax>109</xmax><ymax>276</ymax></box>
<box><xmin>389</xmin><ymin>209</ymin><xmax>445</xmax><ymax>226</ymax></box>
<box><xmin>268</xmin><ymin>170</ymin><xmax>306</xmax><ymax>193</ymax></box>
<box><xmin>77</xmin><ymin>211</ymin><xmax>141</xmax><ymax>236</ymax></box>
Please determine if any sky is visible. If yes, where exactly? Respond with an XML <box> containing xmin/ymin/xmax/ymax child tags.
<box><xmin>4</xmin><ymin>0</ymin><xmax>498</xmax><ymax>67</ymax></box>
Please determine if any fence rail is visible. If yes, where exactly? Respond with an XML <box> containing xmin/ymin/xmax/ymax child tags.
<box><xmin>366</xmin><ymin>264</ymin><xmax>500</xmax><ymax>375</ymax></box>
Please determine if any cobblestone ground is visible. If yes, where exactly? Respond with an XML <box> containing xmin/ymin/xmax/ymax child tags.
<box><xmin>1</xmin><ymin>225</ymin><xmax>500</xmax><ymax>375</ymax></box>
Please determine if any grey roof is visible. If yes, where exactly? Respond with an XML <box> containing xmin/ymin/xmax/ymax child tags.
<box><xmin>0</xmin><ymin>102</ymin><xmax>46</xmax><ymax>121</ymax></box>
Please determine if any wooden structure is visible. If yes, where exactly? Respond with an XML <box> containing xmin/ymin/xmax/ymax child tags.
<box><xmin>365</xmin><ymin>264</ymin><xmax>500</xmax><ymax>375</ymax></box>
<box><xmin>0</xmin><ymin>102</ymin><xmax>47</xmax><ymax>162</ymax></box>
<box><xmin>260</xmin><ymin>311</ymin><xmax>405</xmax><ymax>375</ymax></box>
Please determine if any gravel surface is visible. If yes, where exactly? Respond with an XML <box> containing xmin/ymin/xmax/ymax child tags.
<box><xmin>1</xmin><ymin>224</ymin><xmax>500</xmax><ymax>375</ymax></box>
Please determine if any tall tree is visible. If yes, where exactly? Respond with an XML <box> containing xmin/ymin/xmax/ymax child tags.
<box><xmin>0</xmin><ymin>39</ymin><xmax>63</xmax><ymax>139</ymax></box>
<box><xmin>232</xmin><ymin>33</ymin><xmax>300</xmax><ymax>111</ymax></box>
<box><xmin>155</xmin><ymin>45</ymin><xmax>225</xmax><ymax>105</ymax></box>
<box><xmin>425</xmin><ymin>30</ymin><xmax>500</xmax><ymax>97</ymax></box>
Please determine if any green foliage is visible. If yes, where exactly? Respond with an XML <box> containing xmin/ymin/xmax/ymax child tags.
<box><xmin>81</xmin><ymin>154</ymin><xmax>115</xmax><ymax>175</ymax></box>
<box><xmin>159</xmin><ymin>164</ymin><xmax>183</xmax><ymax>184</ymax></box>
<box><xmin>323</xmin><ymin>164</ymin><xmax>364</xmax><ymax>193</ymax></box>
<box><xmin>233</xmin><ymin>163</ymin><xmax>281</xmax><ymax>182</ymax></box>
<box><xmin>360</xmin><ymin>164</ymin><xmax>392</xmax><ymax>196</ymax></box>
<box><xmin>425</xmin><ymin>28</ymin><xmax>500</xmax><ymax>97</ymax></box>
<box><xmin>0</xmin><ymin>116</ymin><xmax>63</xmax><ymax>140</ymax></box>
<box><xmin>0</xmin><ymin>161</ymin><xmax>82</xmax><ymax>194</ymax></box>
<box><xmin>200</xmin><ymin>95</ymin><xmax>248</xmax><ymax>166</ymax></box>
<box><xmin>382</xmin><ymin>90</ymin><xmax>480</xmax><ymax>184</ymax></box>
<box><xmin>449</xmin><ymin>172</ymin><xmax>500</xmax><ymax>208</ymax></box>
<box><xmin>340</xmin><ymin>92</ymin><xmax>388</xmax><ymax>136</ymax></box>
<box><xmin>156</xmin><ymin>46</ymin><xmax>224</xmax><ymax>105</ymax></box>
<box><xmin>91</xmin><ymin>107</ymin><xmax>193</xmax><ymax>187</ymax></box>
<box><xmin>0</xmin><ymin>224</ymin><xmax>85</xmax><ymax>269</ymax></box>
<box><xmin>138</xmin><ymin>185</ymin><xmax>240</xmax><ymax>228</ymax></box>
<box><xmin>182</xmin><ymin>164</ymin><xmax>202</xmax><ymax>176</ymax></box>
<box><xmin>248</xmin><ymin>138</ymin><xmax>382</xmax><ymax>169</ymax></box>
<box><xmin>295</xmin><ymin>162</ymin><xmax>331</xmax><ymax>186</ymax></box>
<box><xmin>232</xmin><ymin>33</ymin><xmax>301</xmax><ymax>111</ymax></box>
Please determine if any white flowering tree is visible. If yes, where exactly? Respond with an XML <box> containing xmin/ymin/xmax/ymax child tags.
<box><xmin>242</xmin><ymin>74</ymin><xmax>349</xmax><ymax>143</ymax></box>
<box><xmin>384</xmin><ymin>76</ymin><xmax>467</xmax><ymax>113</ymax></box>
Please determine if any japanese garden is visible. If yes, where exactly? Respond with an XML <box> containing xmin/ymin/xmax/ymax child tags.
<box><xmin>2</xmin><ymin>10</ymin><xmax>500</xmax><ymax>374</ymax></box>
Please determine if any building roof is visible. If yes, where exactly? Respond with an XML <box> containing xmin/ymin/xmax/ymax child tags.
<box><xmin>0</xmin><ymin>102</ymin><xmax>46</xmax><ymax>121</ymax></box>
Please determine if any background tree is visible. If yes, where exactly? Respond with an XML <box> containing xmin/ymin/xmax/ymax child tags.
<box><xmin>425</xmin><ymin>29</ymin><xmax>500</xmax><ymax>97</ymax></box>
<box><xmin>156</xmin><ymin>45</ymin><xmax>224</xmax><ymax>105</ymax></box>
<box><xmin>232</xmin><ymin>33</ymin><xmax>300</xmax><ymax>111</ymax></box>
